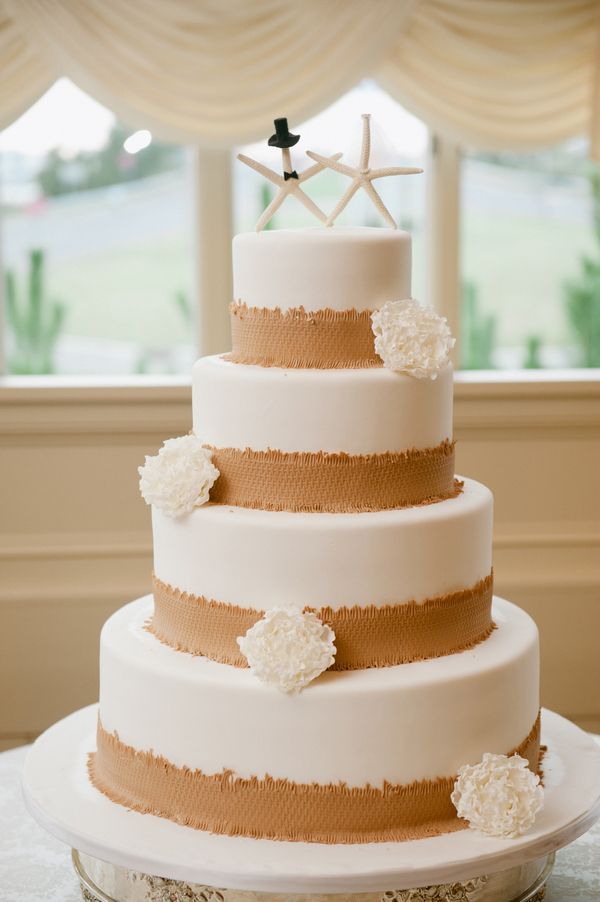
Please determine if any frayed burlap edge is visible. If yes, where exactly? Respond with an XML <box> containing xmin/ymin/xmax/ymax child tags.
<box><xmin>209</xmin><ymin>440</ymin><xmax>456</xmax><ymax>466</ymax></box>
<box><xmin>206</xmin><ymin>441</ymin><xmax>461</xmax><ymax>513</ymax></box>
<box><xmin>225</xmin><ymin>301</ymin><xmax>382</xmax><ymax>369</ymax></box>
<box><xmin>148</xmin><ymin>572</ymin><xmax>495</xmax><ymax>670</ymax></box>
<box><xmin>229</xmin><ymin>302</ymin><xmax>374</xmax><ymax>324</ymax></box>
<box><xmin>87</xmin><ymin>713</ymin><xmax>541</xmax><ymax>844</ymax></box>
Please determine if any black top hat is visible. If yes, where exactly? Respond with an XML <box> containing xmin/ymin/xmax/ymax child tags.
<box><xmin>268</xmin><ymin>117</ymin><xmax>300</xmax><ymax>148</ymax></box>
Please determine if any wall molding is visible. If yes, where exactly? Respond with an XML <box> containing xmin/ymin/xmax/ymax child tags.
<box><xmin>0</xmin><ymin>534</ymin><xmax>152</xmax><ymax>561</ymax></box>
<box><xmin>1</xmin><ymin>525</ymin><xmax>599</xmax><ymax>562</ymax></box>
<box><xmin>455</xmin><ymin>372</ymin><xmax>600</xmax><ymax>434</ymax></box>
<box><xmin>0</xmin><ymin>376</ymin><xmax>191</xmax><ymax>438</ymax></box>
<box><xmin>494</xmin><ymin>529</ymin><xmax>600</xmax><ymax>549</ymax></box>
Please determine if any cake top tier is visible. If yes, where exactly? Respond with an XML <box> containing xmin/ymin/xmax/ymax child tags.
<box><xmin>233</xmin><ymin>227</ymin><xmax>411</xmax><ymax>312</ymax></box>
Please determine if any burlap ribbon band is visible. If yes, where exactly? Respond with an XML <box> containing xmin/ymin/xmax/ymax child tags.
<box><xmin>225</xmin><ymin>302</ymin><xmax>381</xmax><ymax>369</ymax></box>
<box><xmin>150</xmin><ymin>572</ymin><xmax>494</xmax><ymax>670</ymax></box>
<box><xmin>88</xmin><ymin>714</ymin><xmax>541</xmax><ymax>844</ymax></box>
<box><xmin>207</xmin><ymin>441</ymin><xmax>460</xmax><ymax>513</ymax></box>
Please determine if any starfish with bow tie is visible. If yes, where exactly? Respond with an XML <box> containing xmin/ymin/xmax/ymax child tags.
<box><xmin>238</xmin><ymin>117</ymin><xmax>341</xmax><ymax>232</ymax></box>
<box><xmin>307</xmin><ymin>113</ymin><xmax>423</xmax><ymax>229</ymax></box>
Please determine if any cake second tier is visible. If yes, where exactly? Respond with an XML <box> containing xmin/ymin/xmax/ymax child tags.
<box><xmin>193</xmin><ymin>355</ymin><xmax>453</xmax><ymax>454</ymax></box>
<box><xmin>192</xmin><ymin>356</ymin><xmax>456</xmax><ymax>513</ymax></box>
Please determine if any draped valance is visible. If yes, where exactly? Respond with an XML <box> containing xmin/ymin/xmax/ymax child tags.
<box><xmin>1</xmin><ymin>0</ymin><xmax>599</xmax><ymax>157</ymax></box>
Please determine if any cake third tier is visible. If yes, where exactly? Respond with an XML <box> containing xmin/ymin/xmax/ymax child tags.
<box><xmin>91</xmin><ymin>595</ymin><xmax>540</xmax><ymax>844</ymax></box>
<box><xmin>151</xmin><ymin>478</ymin><xmax>493</xmax><ymax>669</ymax></box>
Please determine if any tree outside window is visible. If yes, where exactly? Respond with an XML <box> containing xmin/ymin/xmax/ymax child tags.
<box><xmin>1</xmin><ymin>78</ymin><xmax>194</xmax><ymax>376</ymax></box>
<box><xmin>461</xmin><ymin>141</ymin><xmax>600</xmax><ymax>370</ymax></box>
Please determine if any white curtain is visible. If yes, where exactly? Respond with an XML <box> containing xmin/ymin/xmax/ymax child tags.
<box><xmin>378</xmin><ymin>0</ymin><xmax>600</xmax><ymax>155</ymax></box>
<box><xmin>1</xmin><ymin>0</ymin><xmax>599</xmax><ymax>157</ymax></box>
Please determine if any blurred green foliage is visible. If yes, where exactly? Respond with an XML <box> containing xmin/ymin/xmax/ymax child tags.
<box><xmin>460</xmin><ymin>280</ymin><xmax>497</xmax><ymax>369</ymax></box>
<box><xmin>5</xmin><ymin>249</ymin><xmax>66</xmax><ymax>374</ymax></box>
<box><xmin>523</xmin><ymin>335</ymin><xmax>543</xmax><ymax>368</ymax></box>
<box><xmin>37</xmin><ymin>124</ymin><xmax>182</xmax><ymax>197</ymax></box>
<box><xmin>563</xmin><ymin>169</ymin><xmax>600</xmax><ymax>367</ymax></box>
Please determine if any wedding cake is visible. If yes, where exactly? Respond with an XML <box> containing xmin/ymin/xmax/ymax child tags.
<box><xmin>87</xmin><ymin>120</ymin><xmax>543</xmax><ymax>846</ymax></box>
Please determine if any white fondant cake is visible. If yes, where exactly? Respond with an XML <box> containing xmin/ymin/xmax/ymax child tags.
<box><xmin>233</xmin><ymin>227</ymin><xmax>411</xmax><ymax>311</ymax></box>
<box><xmin>89</xmin><ymin>222</ymin><xmax>543</xmax><ymax>845</ymax></box>
<box><xmin>193</xmin><ymin>356</ymin><xmax>453</xmax><ymax>453</ymax></box>
<box><xmin>152</xmin><ymin>478</ymin><xmax>492</xmax><ymax>610</ymax></box>
<box><xmin>99</xmin><ymin>596</ymin><xmax>538</xmax><ymax>787</ymax></box>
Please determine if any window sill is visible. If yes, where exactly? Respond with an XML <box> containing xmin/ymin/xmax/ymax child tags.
<box><xmin>455</xmin><ymin>368</ymin><xmax>600</xmax><ymax>395</ymax></box>
<box><xmin>2</xmin><ymin>368</ymin><xmax>599</xmax><ymax>390</ymax></box>
<box><xmin>0</xmin><ymin>374</ymin><xmax>191</xmax><ymax>437</ymax></box>
<box><xmin>0</xmin><ymin>373</ymin><xmax>190</xmax><ymax>396</ymax></box>
<box><xmin>1</xmin><ymin>370</ymin><xmax>599</xmax><ymax>437</ymax></box>
<box><xmin>454</xmin><ymin>369</ymin><xmax>600</xmax><ymax>432</ymax></box>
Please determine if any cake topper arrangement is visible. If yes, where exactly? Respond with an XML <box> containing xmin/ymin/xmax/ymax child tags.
<box><xmin>237</xmin><ymin>117</ymin><xmax>342</xmax><ymax>231</ymax></box>
<box><xmin>308</xmin><ymin>113</ymin><xmax>423</xmax><ymax>228</ymax></box>
<box><xmin>240</xmin><ymin>113</ymin><xmax>423</xmax><ymax>232</ymax></box>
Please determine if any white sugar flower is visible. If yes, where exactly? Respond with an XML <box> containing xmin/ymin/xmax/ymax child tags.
<box><xmin>238</xmin><ymin>609</ymin><xmax>336</xmax><ymax>694</ymax></box>
<box><xmin>138</xmin><ymin>434</ymin><xmax>219</xmax><ymax>518</ymax></box>
<box><xmin>371</xmin><ymin>298</ymin><xmax>455</xmax><ymax>379</ymax></box>
<box><xmin>451</xmin><ymin>752</ymin><xmax>543</xmax><ymax>838</ymax></box>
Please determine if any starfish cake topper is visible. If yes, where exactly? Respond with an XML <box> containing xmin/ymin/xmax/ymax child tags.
<box><xmin>307</xmin><ymin>113</ymin><xmax>423</xmax><ymax>228</ymax></box>
<box><xmin>237</xmin><ymin>117</ymin><xmax>342</xmax><ymax>232</ymax></box>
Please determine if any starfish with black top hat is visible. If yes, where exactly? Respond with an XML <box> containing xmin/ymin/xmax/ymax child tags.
<box><xmin>237</xmin><ymin>116</ymin><xmax>341</xmax><ymax>231</ymax></box>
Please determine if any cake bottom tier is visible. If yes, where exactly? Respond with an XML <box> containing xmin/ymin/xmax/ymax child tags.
<box><xmin>90</xmin><ymin>596</ymin><xmax>540</xmax><ymax>844</ymax></box>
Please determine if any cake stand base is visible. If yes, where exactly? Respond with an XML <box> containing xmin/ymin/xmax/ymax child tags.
<box><xmin>73</xmin><ymin>848</ymin><xmax>555</xmax><ymax>902</ymax></box>
<box><xmin>23</xmin><ymin>705</ymin><xmax>600</xmax><ymax>895</ymax></box>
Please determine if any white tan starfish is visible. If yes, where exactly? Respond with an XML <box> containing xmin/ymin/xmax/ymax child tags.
<box><xmin>306</xmin><ymin>113</ymin><xmax>423</xmax><ymax>229</ymax></box>
<box><xmin>237</xmin><ymin>147</ymin><xmax>343</xmax><ymax>232</ymax></box>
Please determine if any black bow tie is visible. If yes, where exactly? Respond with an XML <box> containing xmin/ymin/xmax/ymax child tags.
<box><xmin>284</xmin><ymin>170</ymin><xmax>298</xmax><ymax>181</ymax></box>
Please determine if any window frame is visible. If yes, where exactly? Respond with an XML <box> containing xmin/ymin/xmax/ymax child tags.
<box><xmin>1</xmin><ymin>136</ymin><xmax>599</xmax><ymax>378</ymax></box>
<box><xmin>426</xmin><ymin>133</ymin><xmax>460</xmax><ymax>349</ymax></box>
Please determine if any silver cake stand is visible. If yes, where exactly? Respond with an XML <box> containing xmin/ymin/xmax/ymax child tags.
<box><xmin>71</xmin><ymin>847</ymin><xmax>555</xmax><ymax>902</ymax></box>
<box><xmin>22</xmin><ymin>706</ymin><xmax>600</xmax><ymax>902</ymax></box>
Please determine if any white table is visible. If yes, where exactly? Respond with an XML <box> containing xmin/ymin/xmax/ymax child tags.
<box><xmin>3</xmin><ymin>743</ymin><xmax>600</xmax><ymax>901</ymax></box>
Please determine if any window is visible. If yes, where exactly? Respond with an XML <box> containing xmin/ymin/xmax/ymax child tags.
<box><xmin>235</xmin><ymin>81</ymin><xmax>428</xmax><ymax>300</ymax></box>
<box><xmin>461</xmin><ymin>141</ymin><xmax>599</xmax><ymax>369</ymax></box>
<box><xmin>3</xmin><ymin>78</ymin><xmax>598</xmax><ymax>377</ymax></box>
<box><xmin>1</xmin><ymin>78</ymin><xmax>195</xmax><ymax>376</ymax></box>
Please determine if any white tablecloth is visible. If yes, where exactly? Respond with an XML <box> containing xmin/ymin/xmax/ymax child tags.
<box><xmin>2</xmin><ymin>743</ymin><xmax>600</xmax><ymax>901</ymax></box>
